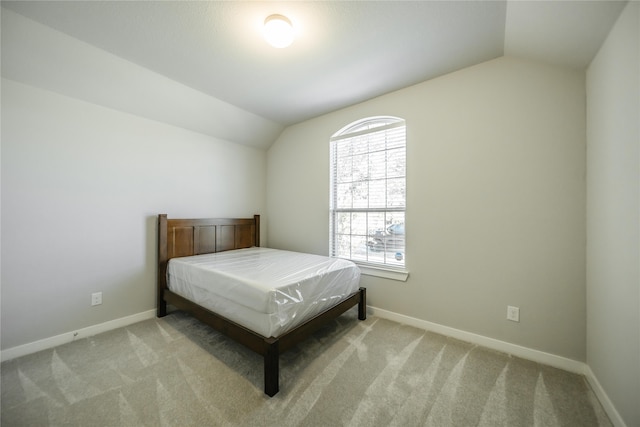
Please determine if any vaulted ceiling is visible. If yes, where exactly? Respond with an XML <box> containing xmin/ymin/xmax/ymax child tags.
<box><xmin>1</xmin><ymin>1</ymin><xmax>627</xmax><ymax>147</ymax></box>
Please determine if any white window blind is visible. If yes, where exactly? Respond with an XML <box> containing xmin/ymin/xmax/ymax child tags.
<box><xmin>330</xmin><ymin>117</ymin><xmax>406</xmax><ymax>268</ymax></box>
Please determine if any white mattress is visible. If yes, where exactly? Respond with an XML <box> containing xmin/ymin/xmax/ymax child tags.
<box><xmin>167</xmin><ymin>247</ymin><xmax>361</xmax><ymax>337</ymax></box>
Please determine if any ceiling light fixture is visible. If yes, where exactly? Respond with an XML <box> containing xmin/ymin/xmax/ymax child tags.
<box><xmin>263</xmin><ymin>14</ymin><xmax>294</xmax><ymax>48</ymax></box>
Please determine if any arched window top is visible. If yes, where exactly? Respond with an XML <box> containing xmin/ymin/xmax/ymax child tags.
<box><xmin>332</xmin><ymin>116</ymin><xmax>405</xmax><ymax>139</ymax></box>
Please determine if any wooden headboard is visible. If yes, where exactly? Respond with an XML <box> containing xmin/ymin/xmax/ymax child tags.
<box><xmin>157</xmin><ymin>214</ymin><xmax>260</xmax><ymax>314</ymax></box>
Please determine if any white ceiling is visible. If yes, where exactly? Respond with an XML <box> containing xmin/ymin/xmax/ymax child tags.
<box><xmin>1</xmin><ymin>0</ymin><xmax>627</xmax><ymax>129</ymax></box>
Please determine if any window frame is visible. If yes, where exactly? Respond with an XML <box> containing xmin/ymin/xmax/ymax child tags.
<box><xmin>329</xmin><ymin>116</ymin><xmax>409</xmax><ymax>281</ymax></box>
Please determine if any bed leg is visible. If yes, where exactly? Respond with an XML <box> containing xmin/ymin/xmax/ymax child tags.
<box><xmin>358</xmin><ymin>287</ymin><xmax>367</xmax><ymax>320</ymax></box>
<box><xmin>264</xmin><ymin>338</ymin><xmax>279</xmax><ymax>397</ymax></box>
<box><xmin>157</xmin><ymin>299</ymin><xmax>167</xmax><ymax>318</ymax></box>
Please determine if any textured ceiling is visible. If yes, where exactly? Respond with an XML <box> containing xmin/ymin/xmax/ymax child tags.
<box><xmin>1</xmin><ymin>1</ymin><xmax>628</xmax><ymax>129</ymax></box>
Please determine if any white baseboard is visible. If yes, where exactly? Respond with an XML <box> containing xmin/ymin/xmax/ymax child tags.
<box><xmin>583</xmin><ymin>365</ymin><xmax>628</xmax><ymax>427</ymax></box>
<box><xmin>0</xmin><ymin>309</ymin><xmax>156</xmax><ymax>362</ymax></box>
<box><xmin>369</xmin><ymin>306</ymin><xmax>631</xmax><ymax>426</ymax></box>
<box><xmin>370</xmin><ymin>306</ymin><xmax>585</xmax><ymax>373</ymax></box>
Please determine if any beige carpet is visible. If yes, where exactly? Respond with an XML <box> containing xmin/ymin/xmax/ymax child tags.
<box><xmin>1</xmin><ymin>310</ymin><xmax>612</xmax><ymax>426</ymax></box>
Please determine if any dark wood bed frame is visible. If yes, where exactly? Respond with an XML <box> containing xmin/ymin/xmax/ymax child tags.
<box><xmin>157</xmin><ymin>214</ymin><xmax>366</xmax><ymax>397</ymax></box>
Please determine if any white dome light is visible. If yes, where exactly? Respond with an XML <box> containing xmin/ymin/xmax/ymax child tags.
<box><xmin>263</xmin><ymin>14</ymin><xmax>294</xmax><ymax>48</ymax></box>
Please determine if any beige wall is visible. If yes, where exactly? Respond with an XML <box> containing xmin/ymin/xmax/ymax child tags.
<box><xmin>267</xmin><ymin>56</ymin><xmax>587</xmax><ymax>361</ymax></box>
<box><xmin>1</xmin><ymin>79</ymin><xmax>266</xmax><ymax>350</ymax></box>
<box><xmin>586</xmin><ymin>2</ymin><xmax>640</xmax><ymax>426</ymax></box>
<box><xmin>0</xmin><ymin>9</ymin><xmax>270</xmax><ymax>352</ymax></box>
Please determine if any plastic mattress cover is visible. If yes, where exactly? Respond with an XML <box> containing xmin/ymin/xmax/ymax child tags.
<box><xmin>167</xmin><ymin>247</ymin><xmax>361</xmax><ymax>337</ymax></box>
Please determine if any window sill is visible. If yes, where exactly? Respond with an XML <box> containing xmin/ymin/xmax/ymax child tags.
<box><xmin>356</xmin><ymin>263</ymin><xmax>409</xmax><ymax>282</ymax></box>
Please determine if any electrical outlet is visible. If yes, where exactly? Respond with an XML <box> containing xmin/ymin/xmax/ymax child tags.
<box><xmin>507</xmin><ymin>305</ymin><xmax>520</xmax><ymax>322</ymax></box>
<box><xmin>91</xmin><ymin>292</ymin><xmax>102</xmax><ymax>306</ymax></box>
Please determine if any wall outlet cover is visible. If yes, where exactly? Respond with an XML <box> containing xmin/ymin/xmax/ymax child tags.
<box><xmin>507</xmin><ymin>305</ymin><xmax>520</xmax><ymax>322</ymax></box>
<box><xmin>91</xmin><ymin>292</ymin><xmax>102</xmax><ymax>306</ymax></box>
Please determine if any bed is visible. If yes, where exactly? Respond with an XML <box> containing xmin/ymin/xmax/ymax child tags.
<box><xmin>157</xmin><ymin>214</ymin><xmax>366</xmax><ymax>396</ymax></box>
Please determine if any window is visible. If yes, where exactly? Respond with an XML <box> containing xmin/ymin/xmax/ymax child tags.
<box><xmin>330</xmin><ymin>116</ymin><xmax>406</xmax><ymax>273</ymax></box>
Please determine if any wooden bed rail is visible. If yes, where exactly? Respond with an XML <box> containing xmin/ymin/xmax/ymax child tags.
<box><xmin>162</xmin><ymin>285</ymin><xmax>366</xmax><ymax>396</ymax></box>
